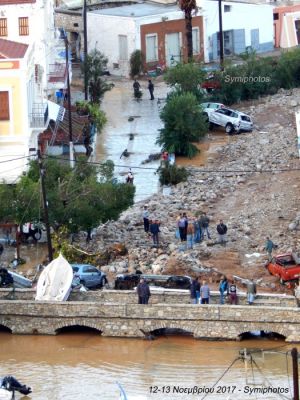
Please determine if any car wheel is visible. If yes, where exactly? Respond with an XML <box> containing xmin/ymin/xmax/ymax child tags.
<box><xmin>80</xmin><ymin>279</ymin><xmax>86</xmax><ymax>287</ymax></box>
<box><xmin>225</xmin><ymin>123</ymin><xmax>234</xmax><ymax>134</ymax></box>
<box><xmin>208</xmin><ymin>122</ymin><xmax>214</xmax><ymax>131</ymax></box>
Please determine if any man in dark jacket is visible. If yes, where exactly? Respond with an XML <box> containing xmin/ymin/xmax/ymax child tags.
<box><xmin>190</xmin><ymin>277</ymin><xmax>201</xmax><ymax>304</ymax></box>
<box><xmin>148</xmin><ymin>80</ymin><xmax>154</xmax><ymax>100</ymax></box>
<box><xmin>150</xmin><ymin>219</ymin><xmax>160</xmax><ymax>247</ymax></box>
<box><xmin>137</xmin><ymin>278</ymin><xmax>151</xmax><ymax>304</ymax></box>
<box><xmin>217</xmin><ymin>219</ymin><xmax>227</xmax><ymax>245</ymax></box>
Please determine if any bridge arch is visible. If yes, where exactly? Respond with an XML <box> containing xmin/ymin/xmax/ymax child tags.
<box><xmin>54</xmin><ymin>320</ymin><xmax>104</xmax><ymax>335</ymax></box>
<box><xmin>234</xmin><ymin>323</ymin><xmax>289</xmax><ymax>342</ymax></box>
<box><xmin>144</xmin><ymin>322</ymin><xmax>195</xmax><ymax>338</ymax></box>
<box><xmin>0</xmin><ymin>323</ymin><xmax>12</xmax><ymax>333</ymax></box>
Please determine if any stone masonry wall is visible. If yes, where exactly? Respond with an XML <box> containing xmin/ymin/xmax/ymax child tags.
<box><xmin>0</xmin><ymin>299</ymin><xmax>300</xmax><ymax>341</ymax></box>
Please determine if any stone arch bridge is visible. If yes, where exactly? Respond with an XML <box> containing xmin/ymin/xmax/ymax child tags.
<box><xmin>0</xmin><ymin>298</ymin><xmax>300</xmax><ymax>342</ymax></box>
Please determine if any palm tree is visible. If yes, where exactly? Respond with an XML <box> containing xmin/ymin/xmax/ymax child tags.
<box><xmin>179</xmin><ymin>0</ymin><xmax>197</xmax><ymax>61</ymax></box>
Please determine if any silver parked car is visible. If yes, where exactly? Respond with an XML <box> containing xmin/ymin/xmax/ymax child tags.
<box><xmin>71</xmin><ymin>264</ymin><xmax>107</xmax><ymax>289</ymax></box>
<box><xmin>208</xmin><ymin>107</ymin><xmax>253</xmax><ymax>134</ymax></box>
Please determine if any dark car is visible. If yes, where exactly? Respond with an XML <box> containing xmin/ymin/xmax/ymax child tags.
<box><xmin>71</xmin><ymin>264</ymin><xmax>107</xmax><ymax>289</ymax></box>
<box><xmin>115</xmin><ymin>274</ymin><xmax>192</xmax><ymax>290</ymax></box>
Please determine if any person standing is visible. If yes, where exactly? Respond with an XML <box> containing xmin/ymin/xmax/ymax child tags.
<box><xmin>265</xmin><ymin>237</ymin><xmax>275</xmax><ymax>260</ymax></box>
<box><xmin>186</xmin><ymin>220</ymin><xmax>195</xmax><ymax>250</ymax></box>
<box><xmin>142</xmin><ymin>205</ymin><xmax>150</xmax><ymax>233</ymax></box>
<box><xmin>247</xmin><ymin>279</ymin><xmax>257</xmax><ymax>305</ymax></box>
<box><xmin>137</xmin><ymin>278</ymin><xmax>151</xmax><ymax>304</ymax></box>
<box><xmin>148</xmin><ymin>80</ymin><xmax>154</xmax><ymax>100</ymax></box>
<box><xmin>219</xmin><ymin>275</ymin><xmax>228</xmax><ymax>304</ymax></box>
<box><xmin>193</xmin><ymin>217</ymin><xmax>201</xmax><ymax>244</ymax></box>
<box><xmin>200</xmin><ymin>280</ymin><xmax>210</xmax><ymax>304</ymax></box>
<box><xmin>190</xmin><ymin>277</ymin><xmax>201</xmax><ymax>304</ymax></box>
<box><xmin>178</xmin><ymin>214</ymin><xmax>187</xmax><ymax>242</ymax></box>
<box><xmin>228</xmin><ymin>280</ymin><xmax>238</xmax><ymax>305</ymax></box>
<box><xmin>199</xmin><ymin>212</ymin><xmax>211</xmax><ymax>240</ymax></box>
<box><xmin>217</xmin><ymin>220</ymin><xmax>228</xmax><ymax>245</ymax></box>
<box><xmin>150</xmin><ymin>219</ymin><xmax>160</xmax><ymax>247</ymax></box>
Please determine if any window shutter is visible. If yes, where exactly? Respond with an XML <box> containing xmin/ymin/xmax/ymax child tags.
<box><xmin>0</xmin><ymin>91</ymin><xmax>10</xmax><ymax>120</ymax></box>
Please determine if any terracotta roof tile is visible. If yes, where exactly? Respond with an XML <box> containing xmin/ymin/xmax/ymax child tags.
<box><xmin>0</xmin><ymin>0</ymin><xmax>35</xmax><ymax>4</ymax></box>
<box><xmin>0</xmin><ymin>38</ymin><xmax>28</xmax><ymax>59</ymax></box>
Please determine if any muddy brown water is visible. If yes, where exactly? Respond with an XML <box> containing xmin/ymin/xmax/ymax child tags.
<box><xmin>0</xmin><ymin>330</ymin><xmax>295</xmax><ymax>400</ymax></box>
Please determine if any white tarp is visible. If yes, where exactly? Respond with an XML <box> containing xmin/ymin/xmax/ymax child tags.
<box><xmin>47</xmin><ymin>100</ymin><xmax>65</xmax><ymax>122</ymax></box>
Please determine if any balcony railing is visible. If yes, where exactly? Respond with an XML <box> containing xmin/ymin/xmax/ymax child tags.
<box><xmin>48</xmin><ymin>63</ymin><xmax>67</xmax><ymax>83</ymax></box>
<box><xmin>29</xmin><ymin>103</ymin><xmax>49</xmax><ymax>128</ymax></box>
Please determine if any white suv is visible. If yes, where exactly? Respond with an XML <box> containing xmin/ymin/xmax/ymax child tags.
<box><xmin>208</xmin><ymin>107</ymin><xmax>253</xmax><ymax>134</ymax></box>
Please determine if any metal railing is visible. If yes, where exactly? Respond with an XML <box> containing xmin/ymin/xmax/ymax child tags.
<box><xmin>29</xmin><ymin>103</ymin><xmax>49</xmax><ymax>128</ymax></box>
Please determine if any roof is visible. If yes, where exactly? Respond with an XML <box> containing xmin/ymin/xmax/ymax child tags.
<box><xmin>0</xmin><ymin>38</ymin><xmax>28</xmax><ymax>59</ymax></box>
<box><xmin>90</xmin><ymin>3</ymin><xmax>179</xmax><ymax>17</ymax></box>
<box><xmin>0</xmin><ymin>0</ymin><xmax>35</xmax><ymax>4</ymax></box>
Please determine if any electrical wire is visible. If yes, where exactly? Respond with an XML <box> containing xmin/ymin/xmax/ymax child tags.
<box><xmin>251</xmin><ymin>358</ymin><xmax>292</xmax><ymax>400</ymax></box>
<box><xmin>0</xmin><ymin>154</ymin><xmax>36</xmax><ymax>165</ymax></box>
<box><xmin>44</xmin><ymin>154</ymin><xmax>300</xmax><ymax>175</ymax></box>
<box><xmin>200</xmin><ymin>356</ymin><xmax>242</xmax><ymax>400</ymax></box>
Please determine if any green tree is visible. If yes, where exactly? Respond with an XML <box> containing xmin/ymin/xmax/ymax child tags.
<box><xmin>130</xmin><ymin>50</ymin><xmax>144</xmax><ymax>78</ymax></box>
<box><xmin>157</xmin><ymin>162</ymin><xmax>189</xmax><ymax>185</ymax></box>
<box><xmin>157</xmin><ymin>92</ymin><xmax>207</xmax><ymax>158</ymax></box>
<box><xmin>179</xmin><ymin>0</ymin><xmax>197</xmax><ymax>60</ymax></box>
<box><xmin>0</xmin><ymin>158</ymin><xmax>135</xmax><ymax>233</ymax></box>
<box><xmin>164</xmin><ymin>62</ymin><xmax>205</xmax><ymax>99</ymax></box>
<box><xmin>81</xmin><ymin>49</ymin><xmax>114</xmax><ymax>104</ymax></box>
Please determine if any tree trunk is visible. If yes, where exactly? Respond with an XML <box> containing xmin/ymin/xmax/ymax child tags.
<box><xmin>185</xmin><ymin>11</ymin><xmax>193</xmax><ymax>61</ymax></box>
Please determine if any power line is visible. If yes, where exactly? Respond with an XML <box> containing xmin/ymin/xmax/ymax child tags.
<box><xmin>0</xmin><ymin>154</ymin><xmax>36</xmax><ymax>165</ymax></box>
<box><xmin>45</xmin><ymin>154</ymin><xmax>300</xmax><ymax>175</ymax></box>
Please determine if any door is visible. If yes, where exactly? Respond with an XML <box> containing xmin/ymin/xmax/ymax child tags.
<box><xmin>165</xmin><ymin>32</ymin><xmax>180</xmax><ymax>67</ymax></box>
<box><xmin>250</xmin><ymin>29</ymin><xmax>260</xmax><ymax>51</ymax></box>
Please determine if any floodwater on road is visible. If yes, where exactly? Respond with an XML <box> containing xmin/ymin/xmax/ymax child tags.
<box><xmin>96</xmin><ymin>79</ymin><xmax>168</xmax><ymax>203</ymax></box>
<box><xmin>0</xmin><ymin>331</ymin><xmax>295</xmax><ymax>400</ymax></box>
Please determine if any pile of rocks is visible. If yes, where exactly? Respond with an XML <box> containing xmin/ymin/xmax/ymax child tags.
<box><xmin>85</xmin><ymin>88</ymin><xmax>300</xmax><ymax>290</ymax></box>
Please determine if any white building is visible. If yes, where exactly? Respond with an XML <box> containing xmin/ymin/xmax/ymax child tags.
<box><xmin>202</xmin><ymin>0</ymin><xmax>274</xmax><ymax>62</ymax></box>
<box><xmin>87</xmin><ymin>3</ymin><xmax>204</xmax><ymax>77</ymax></box>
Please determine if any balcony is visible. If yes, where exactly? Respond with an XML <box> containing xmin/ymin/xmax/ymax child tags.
<box><xmin>48</xmin><ymin>63</ymin><xmax>67</xmax><ymax>84</ymax></box>
<box><xmin>29</xmin><ymin>103</ymin><xmax>49</xmax><ymax>129</ymax></box>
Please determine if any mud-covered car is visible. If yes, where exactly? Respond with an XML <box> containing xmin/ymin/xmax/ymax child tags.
<box><xmin>114</xmin><ymin>274</ymin><xmax>192</xmax><ymax>290</ymax></box>
<box><xmin>266</xmin><ymin>253</ymin><xmax>300</xmax><ymax>283</ymax></box>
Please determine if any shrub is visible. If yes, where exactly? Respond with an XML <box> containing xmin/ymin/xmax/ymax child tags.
<box><xmin>130</xmin><ymin>50</ymin><xmax>144</xmax><ymax>78</ymax></box>
<box><xmin>157</xmin><ymin>162</ymin><xmax>189</xmax><ymax>185</ymax></box>
<box><xmin>157</xmin><ymin>92</ymin><xmax>207</xmax><ymax>158</ymax></box>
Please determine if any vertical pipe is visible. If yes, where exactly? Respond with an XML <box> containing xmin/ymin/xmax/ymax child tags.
<box><xmin>65</xmin><ymin>35</ymin><xmax>74</xmax><ymax>168</ymax></box>
<box><xmin>218</xmin><ymin>0</ymin><xmax>224</xmax><ymax>70</ymax></box>
<box><xmin>37</xmin><ymin>150</ymin><xmax>53</xmax><ymax>262</ymax></box>
<box><xmin>83</xmin><ymin>0</ymin><xmax>88</xmax><ymax>100</ymax></box>
<box><xmin>292</xmin><ymin>348</ymin><xmax>299</xmax><ymax>400</ymax></box>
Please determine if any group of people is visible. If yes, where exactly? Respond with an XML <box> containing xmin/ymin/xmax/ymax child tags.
<box><xmin>136</xmin><ymin>275</ymin><xmax>257</xmax><ymax>306</ymax></box>
<box><xmin>133</xmin><ymin>79</ymin><xmax>155</xmax><ymax>100</ymax></box>
<box><xmin>190</xmin><ymin>276</ymin><xmax>257</xmax><ymax>305</ymax></box>
<box><xmin>176</xmin><ymin>212</ymin><xmax>228</xmax><ymax>248</ymax></box>
<box><xmin>142</xmin><ymin>206</ymin><xmax>160</xmax><ymax>247</ymax></box>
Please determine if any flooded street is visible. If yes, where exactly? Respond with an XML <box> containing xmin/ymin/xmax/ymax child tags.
<box><xmin>96</xmin><ymin>79</ymin><xmax>168</xmax><ymax>203</ymax></box>
<box><xmin>0</xmin><ymin>331</ymin><xmax>294</xmax><ymax>400</ymax></box>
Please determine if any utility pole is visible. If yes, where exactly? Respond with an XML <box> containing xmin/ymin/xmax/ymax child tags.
<box><xmin>64</xmin><ymin>32</ymin><xmax>75</xmax><ymax>168</ymax></box>
<box><xmin>218</xmin><ymin>0</ymin><xmax>224</xmax><ymax>70</ymax></box>
<box><xmin>83</xmin><ymin>0</ymin><xmax>88</xmax><ymax>101</ymax></box>
<box><xmin>292</xmin><ymin>348</ymin><xmax>299</xmax><ymax>400</ymax></box>
<box><xmin>37</xmin><ymin>150</ymin><xmax>53</xmax><ymax>262</ymax></box>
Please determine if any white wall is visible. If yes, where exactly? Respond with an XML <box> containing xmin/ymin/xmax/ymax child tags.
<box><xmin>87</xmin><ymin>9</ymin><xmax>185</xmax><ymax>76</ymax></box>
<box><xmin>201</xmin><ymin>0</ymin><xmax>274</xmax><ymax>61</ymax></box>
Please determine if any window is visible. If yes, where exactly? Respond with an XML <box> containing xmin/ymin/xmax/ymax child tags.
<box><xmin>273</xmin><ymin>13</ymin><xmax>279</xmax><ymax>21</ymax></box>
<box><xmin>118</xmin><ymin>35</ymin><xmax>128</xmax><ymax>60</ymax></box>
<box><xmin>224</xmin><ymin>5</ymin><xmax>232</xmax><ymax>12</ymax></box>
<box><xmin>0</xmin><ymin>19</ymin><xmax>7</xmax><ymax>37</ymax></box>
<box><xmin>0</xmin><ymin>91</ymin><xmax>9</xmax><ymax>121</ymax></box>
<box><xmin>192</xmin><ymin>27</ymin><xmax>200</xmax><ymax>54</ymax></box>
<box><xmin>19</xmin><ymin>17</ymin><xmax>29</xmax><ymax>36</ymax></box>
<box><xmin>146</xmin><ymin>34</ymin><xmax>158</xmax><ymax>62</ymax></box>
